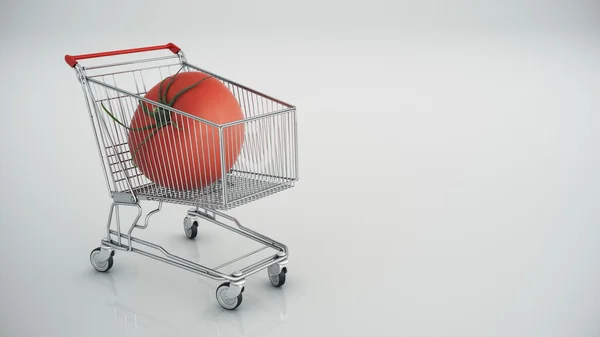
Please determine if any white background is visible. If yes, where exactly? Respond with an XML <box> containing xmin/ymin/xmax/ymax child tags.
<box><xmin>1</xmin><ymin>1</ymin><xmax>599</xmax><ymax>336</ymax></box>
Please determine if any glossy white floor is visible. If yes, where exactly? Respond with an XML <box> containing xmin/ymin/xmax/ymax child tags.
<box><xmin>2</xmin><ymin>1</ymin><xmax>600</xmax><ymax>336</ymax></box>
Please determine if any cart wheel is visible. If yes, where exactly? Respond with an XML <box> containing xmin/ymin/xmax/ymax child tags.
<box><xmin>268</xmin><ymin>266</ymin><xmax>287</xmax><ymax>287</ymax></box>
<box><xmin>90</xmin><ymin>247</ymin><xmax>114</xmax><ymax>272</ymax></box>
<box><xmin>216</xmin><ymin>282</ymin><xmax>243</xmax><ymax>310</ymax></box>
<box><xmin>183</xmin><ymin>217</ymin><xmax>198</xmax><ymax>239</ymax></box>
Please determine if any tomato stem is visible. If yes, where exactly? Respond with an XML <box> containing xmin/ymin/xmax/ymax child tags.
<box><xmin>161</xmin><ymin>66</ymin><xmax>185</xmax><ymax>103</ymax></box>
<box><xmin>168</xmin><ymin>74</ymin><xmax>212</xmax><ymax>106</ymax></box>
<box><xmin>99</xmin><ymin>69</ymin><xmax>213</xmax><ymax>167</ymax></box>
<box><xmin>130</xmin><ymin>126</ymin><xmax>163</xmax><ymax>167</ymax></box>
<box><xmin>101</xmin><ymin>103</ymin><xmax>158</xmax><ymax>131</ymax></box>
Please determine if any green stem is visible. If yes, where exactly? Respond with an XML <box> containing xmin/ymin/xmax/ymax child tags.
<box><xmin>139</xmin><ymin>100</ymin><xmax>156</xmax><ymax>118</ymax></box>
<box><xmin>158</xmin><ymin>76</ymin><xmax>166</xmax><ymax>104</ymax></box>
<box><xmin>162</xmin><ymin>66</ymin><xmax>185</xmax><ymax>103</ymax></box>
<box><xmin>170</xmin><ymin>120</ymin><xmax>183</xmax><ymax>131</ymax></box>
<box><xmin>130</xmin><ymin>126</ymin><xmax>163</xmax><ymax>165</ymax></box>
<box><xmin>101</xmin><ymin>103</ymin><xmax>158</xmax><ymax>131</ymax></box>
<box><xmin>168</xmin><ymin>75</ymin><xmax>212</xmax><ymax>106</ymax></box>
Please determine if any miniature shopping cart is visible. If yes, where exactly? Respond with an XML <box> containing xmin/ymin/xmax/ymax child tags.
<box><xmin>65</xmin><ymin>43</ymin><xmax>298</xmax><ymax>310</ymax></box>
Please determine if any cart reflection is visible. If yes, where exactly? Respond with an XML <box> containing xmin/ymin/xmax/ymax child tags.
<box><xmin>91</xmin><ymin>272</ymin><xmax>288</xmax><ymax>337</ymax></box>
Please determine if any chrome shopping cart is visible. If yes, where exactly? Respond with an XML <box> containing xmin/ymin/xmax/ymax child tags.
<box><xmin>65</xmin><ymin>43</ymin><xmax>298</xmax><ymax>310</ymax></box>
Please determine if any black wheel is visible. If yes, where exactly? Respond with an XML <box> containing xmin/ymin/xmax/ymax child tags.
<box><xmin>216</xmin><ymin>282</ymin><xmax>243</xmax><ymax>310</ymax></box>
<box><xmin>184</xmin><ymin>217</ymin><xmax>199</xmax><ymax>239</ymax></box>
<box><xmin>268</xmin><ymin>267</ymin><xmax>287</xmax><ymax>287</ymax></box>
<box><xmin>90</xmin><ymin>247</ymin><xmax>114</xmax><ymax>272</ymax></box>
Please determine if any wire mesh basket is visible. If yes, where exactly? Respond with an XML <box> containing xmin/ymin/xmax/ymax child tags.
<box><xmin>74</xmin><ymin>45</ymin><xmax>298</xmax><ymax>209</ymax></box>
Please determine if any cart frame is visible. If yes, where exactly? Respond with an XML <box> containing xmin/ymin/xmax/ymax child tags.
<box><xmin>65</xmin><ymin>43</ymin><xmax>297</xmax><ymax>310</ymax></box>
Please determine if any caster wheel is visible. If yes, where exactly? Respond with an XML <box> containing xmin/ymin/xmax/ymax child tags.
<box><xmin>268</xmin><ymin>266</ymin><xmax>287</xmax><ymax>287</ymax></box>
<box><xmin>183</xmin><ymin>217</ymin><xmax>198</xmax><ymax>239</ymax></box>
<box><xmin>90</xmin><ymin>247</ymin><xmax>114</xmax><ymax>272</ymax></box>
<box><xmin>216</xmin><ymin>282</ymin><xmax>243</xmax><ymax>310</ymax></box>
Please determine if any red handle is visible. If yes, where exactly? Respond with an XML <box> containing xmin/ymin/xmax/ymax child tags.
<box><xmin>65</xmin><ymin>43</ymin><xmax>181</xmax><ymax>67</ymax></box>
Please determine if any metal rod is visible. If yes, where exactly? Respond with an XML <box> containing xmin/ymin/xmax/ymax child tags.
<box><xmin>221</xmin><ymin>107</ymin><xmax>295</xmax><ymax>128</ymax></box>
<box><xmin>293</xmin><ymin>110</ymin><xmax>299</xmax><ymax>180</ymax></box>
<box><xmin>85</xmin><ymin>55</ymin><xmax>180</xmax><ymax>70</ymax></box>
<box><xmin>219</xmin><ymin>127</ymin><xmax>227</xmax><ymax>205</ymax></box>
<box><xmin>239</xmin><ymin>254</ymin><xmax>282</xmax><ymax>274</ymax></box>
<box><xmin>124</xmin><ymin>205</ymin><xmax>143</xmax><ymax>251</ymax></box>
<box><xmin>115</xmin><ymin>205</ymin><xmax>122</xmax><ymax>246</ymax></box>
<box><xmin>235</xmin><ymin>255</ymin><xmax>287</xmax><ymax>279</ymax></box>
<box><xmin>211</xmin><ymin>210</ymin><xmax>288</xmax><ymax>254</ymax></box>
<box><xmin>106</xmin><ymin>203</ymin><xmax>115</xmax><ymax>242</ymax></box>
<box><xmin>78</xmin><ymin>70</ymin><xmax>113</xmax><ymax>197</ymax></box>
<box><xmin>194</xmin><ymin>212</ymin><xmax>281</xmax><ymax>251</ymax></box>
<box><xmin>88</xmin><ymin>62</ymin><xmax>181</xmax><ymax>78</ymax></box>
<box><xmin>184</xmin><ymin>62</ymin><xmax>295</xmax><ymax>108</ymax></box>
<box><xmin>212</xmin><ymin>246</ymin><xmax>270</xmax><ymax>271</ymax></box>
<box><xmin>137</xmin><ymin>201</ymin><xmax>162</xmax><ymax>229</ymax></box>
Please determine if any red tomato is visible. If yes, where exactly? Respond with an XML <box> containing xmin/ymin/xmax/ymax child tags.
<box><xmin>127</xmin><ymin>71</ymin><xmax>245</xmax><ymax>191</ymax></box>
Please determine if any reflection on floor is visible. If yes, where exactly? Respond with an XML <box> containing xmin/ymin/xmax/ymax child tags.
<box><xmin>90</xmin><ymin>272</ymin><xmax>288</xmax><ymax>337</ymax></box>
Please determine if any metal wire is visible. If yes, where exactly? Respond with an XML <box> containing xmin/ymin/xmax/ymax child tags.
<box><xmin>81</xmin><ymin>59</ymin><xmax>297</xmax><ymax>210</ymax></box>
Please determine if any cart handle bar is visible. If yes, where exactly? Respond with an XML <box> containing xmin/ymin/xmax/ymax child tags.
<box><xmin>65</xmin><ymin>43</ymin><xmax>181</xmax><ymax>68</ymax></box>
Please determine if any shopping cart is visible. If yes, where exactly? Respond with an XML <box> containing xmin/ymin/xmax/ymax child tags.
<box><xmin>65</xmin><ymin>43</ymin><xmax>298</xmax><ymax>310</ymax></box>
